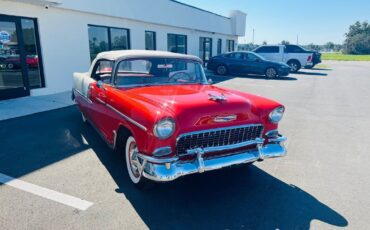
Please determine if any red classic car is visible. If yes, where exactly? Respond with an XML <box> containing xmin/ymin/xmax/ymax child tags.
<box><xmin>72</xmin><ymin>50</ymin><xmax>287</xmax><ymax>188</ymax></box>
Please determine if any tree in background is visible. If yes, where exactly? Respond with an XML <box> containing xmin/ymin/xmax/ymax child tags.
<box><xmin>281</xmin><ymin>40</ymin><xmax>290</xmax><ymax>45</ymax></box>
<box><xmin>324</xmin><ymin>42</ymin><xmax>335</xmax><ymax>51</ymax></box>
<box><xmin>343</xmin><ymin>21</ymin><xmax>370</xmax><ymax>54</ymax></box>
<box><xmin>262</xmin><ymin>41</ymin><xmax>267</xmax><ymax>45</ymax></box>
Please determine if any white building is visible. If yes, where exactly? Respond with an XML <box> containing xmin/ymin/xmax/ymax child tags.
<box><xmin>0</xmin><ymin>0</ymin><xmax>246</xmax><ymax>100</ymax></box>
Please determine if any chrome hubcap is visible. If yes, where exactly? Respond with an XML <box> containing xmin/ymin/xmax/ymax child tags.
<box><xmin>266</xmin><ymin>68</ymin><xmax>276</xmax><ymax>78</ymax></box>
<box><xmin>129</xmin><ymin>142</ymin><xmax>141</xmax><ymax>178</ymax></box>
<box><xmin>218</xmin><ymin>66</ymin><xmax>226</xmax><ymax>74</ymax></box>
<box><xmin>290</xmin><ymin>63</ymin><xmax>298</xmax><ymax>71</ymax></box>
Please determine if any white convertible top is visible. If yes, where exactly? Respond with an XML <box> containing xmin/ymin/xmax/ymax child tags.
<box><xmin>96</xmin><ymin>50</ymin><xmax>202</xmax><ymax>62</ymax></box>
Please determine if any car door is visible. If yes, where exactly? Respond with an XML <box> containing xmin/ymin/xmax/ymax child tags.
<box><xmin>88</xmin><ymin>59</ymin><xmax>114</xmax><ymax>141</ymax></box>
<box><xmin>243</xmin><ymin>53</ymin><xmax>266</xmax><ymax>75</ymax></box>
<box><xmin>226</xmin><ymin>52</ymin><xmax>245</xmax><ymax>74</ymax></box>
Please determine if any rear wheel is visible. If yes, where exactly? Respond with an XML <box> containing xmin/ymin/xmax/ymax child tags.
<box><xmin>124</xmin><ymin>136</ymin><xmax>154</xmax><ymax>189</ymax></box>
<box><xmin>265</xmin><ymin>67</ymin><xmax>278</xmax><ymax>79</ymax></box>
<box><xmin>215</xmin><ymin>65</ymin><xmax>227</xmax><ymax>75</ymax></box>
<box><xmin>287</xmin><ymin>60</ymin><xmax>301</xmax><ymax>72</ymax></box>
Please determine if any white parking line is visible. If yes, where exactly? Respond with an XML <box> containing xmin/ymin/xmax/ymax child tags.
<box><xmin>0</xmin><ymin>173</ymin><xmax>93</xmax><ymax>211</ymax></box>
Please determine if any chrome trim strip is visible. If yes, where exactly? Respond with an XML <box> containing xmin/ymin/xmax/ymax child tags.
<box><xmin>73</xmin><ymin>89</ymin><xmax>92</xmax><ymax>104</ymax></box>
<box><xmin>137</xmin><ymin>153</ymin><xmax>179</xmax><ymax>164</ymax></box>
<box><xmin>105</xmin><ymin>103</ymin><xmax>147</xmax><ymax>131</ymax></box>
<box><xmin>96</xmin><ymin>97</ymin><xmax>106</xmax><ymax>105</ymax></box>
<box><xmin>268</xmin><ymin>136</ymin><xmax>287</xmax><ymax>143</ymax></box>
<box><xmin>153</xmin><ymin>146</ymin><xmax>172</xmax><ymax>157</ymax></box>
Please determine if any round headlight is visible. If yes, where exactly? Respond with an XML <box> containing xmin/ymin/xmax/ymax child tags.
<box><xmin>154</xmin><ymin>118</ymin><xmax>175</xmax><ymax>139</ymax></box>
<box><xmin>269</xmin><ymin>106</ymin><xmax>285</xmax><ymax>123</ymax></box>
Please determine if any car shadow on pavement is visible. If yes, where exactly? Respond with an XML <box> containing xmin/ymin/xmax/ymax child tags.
<box><xmin>311</xmin><ymin>68</ymin><xmax>332</xmax><ymax>71</ymax></box>
<box><xmin>293</xmin><ymin>71</ymin><xmax>328</xmax><ymax>76</ymax></box>
<box><xmin>76</xmin><ymin>110</ymin><xmax>348</xmax><ymax>229</ymax></box>
<box><xmin>0</xmin><ymin>106</ymin><xmax>348</xmax><ymax>230</ymax></box>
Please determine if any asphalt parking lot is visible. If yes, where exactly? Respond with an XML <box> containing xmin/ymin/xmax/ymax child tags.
<box><xmin>1</xmin><ymin>61</ymin><xmax>370</xmax><ymax>229</ymax></box>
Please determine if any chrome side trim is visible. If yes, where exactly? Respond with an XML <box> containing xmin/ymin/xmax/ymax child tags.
<box><xmin>73</xmin><ymin>88</ymin><xmax>92</xmax><ymax>104</ymax></box>
<box><xmin>105</xmin><ymin>103</ymin><xmax>147</xmax><ymax>131</ymax></box>
<box><xmin>96</xmin><ymin>97</ymin><xmax>106</xmax><ymax>105</ymax></box>
<box><xmin>184</xmin><ymin>138</ymin><xmax>264</xmax><ymax>156</ymax></box>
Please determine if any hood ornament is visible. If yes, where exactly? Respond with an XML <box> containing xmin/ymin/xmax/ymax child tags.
<box><xmin>208</xmin><ymin>93</ymin><xmax>227</xmax><ymax>102</ymax></box>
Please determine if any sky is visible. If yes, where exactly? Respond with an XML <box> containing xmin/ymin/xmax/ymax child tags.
<box><xmin>178</xmin><ymin>0</ymin><xmax>370</xmax><ymax>45</ymax></box>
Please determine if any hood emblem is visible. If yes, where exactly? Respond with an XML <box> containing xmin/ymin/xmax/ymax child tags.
<box><xmin>214</xmin><ymin>115</ymin><xmax>237</xmax><ymax>123</ymax></box>
<box><xmin>208</xmin><ymin>93</ymin><xmax>227</xmax><ymax>101</ymax></box>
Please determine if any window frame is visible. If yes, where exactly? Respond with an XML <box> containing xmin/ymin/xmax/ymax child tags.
<box><xmin>167</xmin><ymin>33</ymin><xmax>187</xmax><ymax>54</ymax></box>
<box><xmin>91</xmin><ymin>59</ymin><xmax>114</xmax><ymax>84</ymax></box>
<box><xmin>88</xmin><ymin>24</ymin><xmax>131</xmax><ymax>61</ymax></box>
<box><xmin>145</xmin><ymin>30</ymin><xmax>156</xmax><ymax>50</ymax></box>
<box><xmin>226</xmin><ymin>39</ymin><xmax>235</xmax><ymax>52</ymax></box>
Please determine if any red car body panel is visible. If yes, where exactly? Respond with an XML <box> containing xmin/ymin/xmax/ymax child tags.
<box><xmin>75</xmin><ymin>82</ymin><xmax>282</xmax><ymax>157</ymax></box>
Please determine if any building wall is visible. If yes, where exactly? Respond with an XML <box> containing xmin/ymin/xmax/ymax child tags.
<box><xmin>0</xmin><ymin>0</ymin><xmax>245</xmax><ymax>96</ymax></box>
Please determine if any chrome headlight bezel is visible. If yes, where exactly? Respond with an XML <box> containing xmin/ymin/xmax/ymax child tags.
<box><xmin>153</xmin><ymin>118</ymin><xmax>176</xmax><ymax>140</ymax></box>
<box><xmin>269</xmin><ymin>106</ymin><xmax>285</xmax><ymax>124</ymax></box>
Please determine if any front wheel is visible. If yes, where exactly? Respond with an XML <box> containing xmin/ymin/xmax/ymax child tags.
<box><xmin>265</xmin><ymin>67</ymin><xmax>278</xmax><ymax>79</ymax></box>
<box><xmin>124</xmin><ymin>136</ymin><xmax>154</xmax><ymax>189</ymax></box>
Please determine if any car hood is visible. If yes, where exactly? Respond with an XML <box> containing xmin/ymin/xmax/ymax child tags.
<box><xmin>119</xmin><ymin>84</ymin><xmax>264</xmax><ymax>133</ymax></box>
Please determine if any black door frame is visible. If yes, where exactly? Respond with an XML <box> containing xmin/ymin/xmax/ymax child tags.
<box><xmin>0</xmin><ymin>14</ymin><xmax>30</xmax><ymax>100</ymax></box>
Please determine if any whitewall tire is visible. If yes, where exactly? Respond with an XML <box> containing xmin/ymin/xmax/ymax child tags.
<box><xmin>124</xmin><ymin>136</ymin><xmax>154</xmax><ymax>189</ymax></box>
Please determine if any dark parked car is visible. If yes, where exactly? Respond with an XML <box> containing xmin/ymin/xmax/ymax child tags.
<box><xmin>207</xmin><ymin>51</ymin><xmax>290</xmax><ymax>78</ymax></box>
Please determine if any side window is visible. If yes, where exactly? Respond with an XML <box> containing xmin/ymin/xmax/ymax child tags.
<box><xmin>228</xmin><ymin>52</ymin><xmax>243</xmax><ymax>59</ymax></box>
<box><xmin>246</xmin><ymin>53</ymin><xmax>258</xmax><ymax>61</ymax></box>
<box><xmin>92</xmin><ymin>60</ymin><xmax>113</xmax><ymax>83</ymax></box>
<box><xmin>285</xmin><ymin>45</ymin><xmax>304</xmax><ymax>53</ymax></box>
<box><xmin>255</xmin><ymin>46</ymin><xmax>279</xmax><ymax>53</ymax></box>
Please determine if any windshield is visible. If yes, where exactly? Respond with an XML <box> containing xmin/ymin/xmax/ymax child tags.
<box><xmin>115</xmin><ymin>58</ymin><xmax>207</xmax><ymax>87</ymax></box>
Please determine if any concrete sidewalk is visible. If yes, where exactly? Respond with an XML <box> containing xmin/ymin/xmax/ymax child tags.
<box><xmin>0</xmin><ymin>91</ymin><xmax>74</xmax><ymax>121</ymax></box>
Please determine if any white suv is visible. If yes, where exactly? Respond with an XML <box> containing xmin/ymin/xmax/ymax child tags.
<box><xmin>254</xmin><ymin>45</ymin><xmax>314</xmax><ymax>72</ymax></box>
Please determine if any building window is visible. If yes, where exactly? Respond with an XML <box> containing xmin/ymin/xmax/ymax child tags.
<box><xmin>226</xmin><ymin>39</ymin><xmax>235</xmax><ymax>52</ymax></box>
<box><xmin>217</xmin><ymin>39</ymin><xmax>222</xmax><ymax>55</ymax></box>
<box><xmin>88</xmin><ymin>25</ymin><xmax>130</xmax><ymax>61</ymax></box>
<box><xmin>167</xmin><ymin>34</ymin><xmax>187</xmax><ymax>54</ymax></box>
<box><xmin>145</xmin><ymin>31</ymin><xmax>156</xmax><ymax>50</ymax></box>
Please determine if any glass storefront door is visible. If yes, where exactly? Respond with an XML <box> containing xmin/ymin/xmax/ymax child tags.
<box><xmin>0</xmin><ymin>14</ymin><xmax>44</xmax><ymax>100</ymax></box>
<box><xmin>199</xmin><ymin>37</ymin><xmax>212</xmax><ymax>66</ymax></box>
<box><xmin>0</xmin><ymin>15</ymin><xmax>29</xmax><ymax>99</ymax></box>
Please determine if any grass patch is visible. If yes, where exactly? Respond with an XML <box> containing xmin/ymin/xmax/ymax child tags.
<box><xmin>315</xmin><ymin>64</ymin><xmax>330</xmax><ymax>69</ymax></box>
<box><xmin>322</xmin><ymin>53</ymin><xmax>370</xmax><ymax>61</ymax></box>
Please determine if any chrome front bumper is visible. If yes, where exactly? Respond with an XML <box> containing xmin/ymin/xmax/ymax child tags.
<box><xmin>138</xmin><ymin>136</ymin><xmax>287</xmax><ymax>182</ymax></box>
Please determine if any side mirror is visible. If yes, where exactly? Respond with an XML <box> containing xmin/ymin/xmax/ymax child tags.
<box><xmin>97</xmin><ymin>80</ymin><xmax>104</xmax><ymax>88</ymax></box>
<box><xmin>208</xmin><ymin>78</ymin><xmax>213</xmax><ymax>84</ymax></box>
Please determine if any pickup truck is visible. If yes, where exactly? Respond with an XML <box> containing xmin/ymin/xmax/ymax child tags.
<box><xmin>253</xmin><ymin>45</ymin><xmax>320</xmax><ymax>72</ymax></box>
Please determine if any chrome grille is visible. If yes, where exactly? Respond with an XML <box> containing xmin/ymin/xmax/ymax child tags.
<box><xmin>176</xmin><ymin>124</ymin><xmax>264</xmax><ymax>155</ymax></box>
